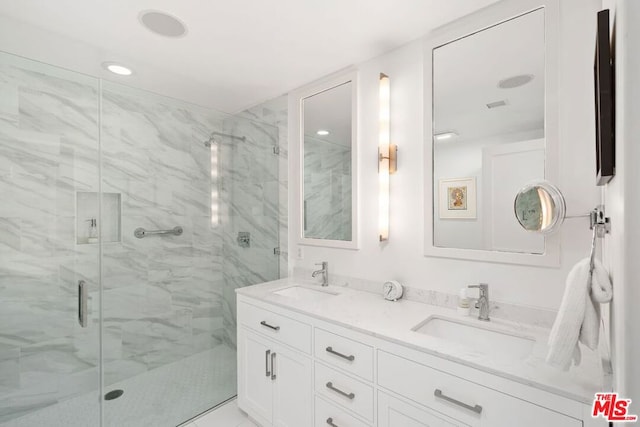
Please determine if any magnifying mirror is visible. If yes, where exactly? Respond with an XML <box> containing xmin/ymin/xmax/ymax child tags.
<box><xmin>514</xmin><ymin>181</ymin><xmax>566</xmax><ymax>234</ymax></box>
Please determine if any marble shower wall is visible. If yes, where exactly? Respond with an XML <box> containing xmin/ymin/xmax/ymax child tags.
<box><xmin>219</xmin><ymin>115</ymin><xmax>280</xmax><ymax>347</ymax></box>
<box><xmin>304</xmin><ymin>136</ymin><xmax>352</xmax><ymax>241</ymax></box>
<box><xmin>0</xmin><ymin>54</ymin><xmax>101</xmax><ymax>423</ymax></box>
<box><xmin>99</xmin><ymin>82</ymin><xmax>230</xmax><ymax>387</ymax></box>
<box><xmin>0</xmin><ymin>52</ymin><xmax>281</xmax><ymax>424</ymax></box>
<box><xmin>237</xmin><ymin>96</ymin><xmax>288</xmax><ymax>277</ymax></box>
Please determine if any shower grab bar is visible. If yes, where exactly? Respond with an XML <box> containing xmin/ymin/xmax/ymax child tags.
<box><xmin>134</xmin><ymin>226</ymin><xmax>183</xmax><ymax>239</ymax></box>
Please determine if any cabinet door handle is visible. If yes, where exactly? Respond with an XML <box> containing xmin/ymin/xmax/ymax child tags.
<box><xmin>260</xmin><ymin>320</ymin><xmax>280</xmax><ymax>331</ymax></box>
<box><xmin>265</xmin><ymin>350</ymin><xmax>271</xmax><ymax>377</ymax></box>
<box><xmin>326</xmin><ymin>382</ymin><xmax>355</xmax><ymax>400</ymax></box>
<box><xmin>326</xmin><ymin>346</ymin><xmax>355</xmax><ymax>361</ymax></box>
<box><xmin>326</xmin><ymin>417</ymin><xmax>339</xmax><ymax>427</ymax></box>
<box><xmin>270</xmin><ymin>352</ymin><xmax>277</xmax><ymax>380</ymax></box>
<box><xmin>434</xmin><ymin>389</ymin><xmax>482</xmax><ymax>414</ymax></box>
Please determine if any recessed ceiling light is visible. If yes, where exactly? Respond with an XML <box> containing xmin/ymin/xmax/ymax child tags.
<box><xmin>498</xmin><ymin>74</ymin><xmax>534</xmax><ymax>89</ymax></box>
<box><xmin>434</xmin><ymin>131</ymin><xmax>458</xmax><ymax>141</ymax></box>
<box><xmin>102</xmin><ymin>62</ymin><xmax>133</xmax><ymax>76</ymax></box>
<box><xmin>139</xmin><ymin>10</ymin><xmax>187</xmax><ymax>38</ymax></box>
<box><xmin>317</xmin><ymin>130</ymin><xmax>330</xmax><ymax>136</ymax></box>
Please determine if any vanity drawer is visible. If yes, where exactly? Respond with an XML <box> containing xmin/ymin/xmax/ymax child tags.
<box><xmin>315</xmin><ymin>328</ymin><xmax>374</xmax><ymax>381</ymax></box>
<box><xmin>237</xmin><ymin>301</ymin><xmax>311</xmax><ymax>354</ymax></box>
<box><xmin>315</xmin><ymin>396</ymin><xmax>370</xmax><ymax>427</ymax></box>
<box><xmin>315</xmin><ymin>362</ymin><xmax>374</xmax><ymax>422</ymax></box>
<box><xmin>377</xmin><ymin>351</ymin><xmax>582</xmax><ymax>427</ymax></box>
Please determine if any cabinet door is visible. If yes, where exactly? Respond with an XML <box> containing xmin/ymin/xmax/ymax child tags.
<box><xmin>378</xmin><ymin>392</ymin><xmax>466</xmax><ymax>427</ymax></box>
<box><xmin>272</xmin><ymin>343</ymin><xmax>313</xmax><ymax>427</ymax></box>
<box><xmin>238</xmin><ymin>328</ymin><xmax>274</xmax><ymax>426</ymax></box>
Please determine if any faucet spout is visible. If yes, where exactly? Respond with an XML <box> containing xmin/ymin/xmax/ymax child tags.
<box><xmin>312</xmin><ymin>261</ymin><xmax>329</xmax><ymax>286</ymax></box>
<box><xmin>468</xmin><ymin>283</ymin><xmax>490</xmax><ymax>321</ymax></box>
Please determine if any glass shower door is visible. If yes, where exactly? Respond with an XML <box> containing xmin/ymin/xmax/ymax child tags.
<box><xmin>0</xmin><ymin>52</ymin><xmax>101</xmax><ymax>427</ymax></box>
<box><xmin>0</xmin><ymin>50</ymin><xmax>282</xmax><ymax>427</ymax></box>
<box><xmin>97</xmin><ymin>82</ymin><xmax>281</xmax><ymax>426</ymax></box>
<box><xmin>98</xmin><ymin>82</ymin><xmax>279</xmax><ymax>426</ymax></box>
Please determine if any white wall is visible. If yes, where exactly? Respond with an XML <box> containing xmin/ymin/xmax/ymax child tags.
<box><xmin>602</xmin><ymin>0</ymin><xmax>640</xmax><ymax>411</ymax></box>
<box><xmin>433</xmin><ymin>142</ymin><xmax>484</xmax><ymax>249</ymax></box>
<box><xmin>289</xmin><ymin>0</ymin><xmax>601</xmax><ymax>311</ymax></box>
<box><xmin>433</xmin><ymin>130</ymin><xmax>544</xmax><ymax>250</ymax></box>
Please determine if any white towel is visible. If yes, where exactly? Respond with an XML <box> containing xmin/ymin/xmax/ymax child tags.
<box><xmin>546</xmin><ymin>257</ymin><xmax>613</xmax><ymax>370</ymax></box>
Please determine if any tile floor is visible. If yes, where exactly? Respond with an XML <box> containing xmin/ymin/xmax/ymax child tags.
<box><xmin>183</xmin><ymin>399</ymin><xmax>256</xmax><ymax>427</ymax></box>
<box><xmin>2</xmin><ymin>345</ymin><xmax>238</xmax><ymax>427</ymax></box>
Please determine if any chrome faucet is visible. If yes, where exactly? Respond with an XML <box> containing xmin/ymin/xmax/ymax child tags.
<box><xmin>312</xmin><ymin>262</ymin><xmax>329</xmax><ymax>286</ymax></box>
<box><xmin>468</xmin><ymin>284</ymin><xmax>490</xmax><ymax>321</ymax></box>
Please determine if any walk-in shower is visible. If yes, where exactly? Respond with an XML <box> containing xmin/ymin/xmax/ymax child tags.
<box><xmin>0</xmin><ymin>51</ymin><xmax>280</xmax><ymax>427</ymax></box>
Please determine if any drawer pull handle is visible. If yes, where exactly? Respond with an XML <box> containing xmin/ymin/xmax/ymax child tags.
<box><xmin>260</xmin><ymin>321</ymin><xmax>280</xmax><ymax>331</ymax></box>
<box><xmin>326</xmin><ymin>417</ymin><xmax>339</xmax><ymax>427</ymax></box>
<box><xmin>265</xmin><ymin>350</ymin><xmax>271</xmax><ymax>377</ymax></box>
<box><xmin>271</xmin><ymin>352</ymin><xmax>277</xmax><ymax>380</ymax></box>
<box><xmin>434</xmin><ymin>389</ymin><xmax>483</xmax><ymax>414</ymax></box>
<box><xmin>326</xmin><ymin>382</ymin><xmax>355</xmax><ymax>400</ymax></box>
<box><xmin>326</xmin><ymin>346</ymin><xmax>355</xmax><ymax>361</ymax></box>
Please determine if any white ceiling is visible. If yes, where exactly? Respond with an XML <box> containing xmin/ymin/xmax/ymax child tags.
<box><xmin>0</xmin><ymin>0</ymin><xmax>499</xmax><ymax>113</ymax></box>
<box><xmin>433</xmin><ymin>9</ymin><xmax>545</xmax><ymax>144</ymax></box>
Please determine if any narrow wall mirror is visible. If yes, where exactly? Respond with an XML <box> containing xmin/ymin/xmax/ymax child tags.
<box><xmin>291</xmin><ymin>72</ymin><xmax>358</xmax><ymax>249</ymax></box>
<box><xmin>425</xmin><ymin>0</ymin><xmax>560</xmax><ymax>266</ymax></box>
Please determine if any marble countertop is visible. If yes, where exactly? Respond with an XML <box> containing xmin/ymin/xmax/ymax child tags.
<box><xmin>236</xmin><ymin>277</ymin><xmax>605</xmax><ymax>404</ymax></box>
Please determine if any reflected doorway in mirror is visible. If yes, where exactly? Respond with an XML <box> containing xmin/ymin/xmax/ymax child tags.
<box><xmin>438</xmin><ymin>177</ymin><xmax>477</xmax><ymax>219</ymax></box>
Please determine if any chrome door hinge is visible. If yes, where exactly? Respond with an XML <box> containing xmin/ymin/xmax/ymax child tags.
<box><xmin>272</xmin><ymin>146</ymin><xmax>280</xmax><ymax>155</ymax></box>
<box><xmin>273</xmin><ymin>247</ymin><xmax>281</xmax><ymax>255</ymax></box>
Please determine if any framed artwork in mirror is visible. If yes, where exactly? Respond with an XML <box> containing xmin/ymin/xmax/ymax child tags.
<box><xmin>438</xmin><ymin>177</ymin><xmax>477</xmax><ymax>219</ymax></box>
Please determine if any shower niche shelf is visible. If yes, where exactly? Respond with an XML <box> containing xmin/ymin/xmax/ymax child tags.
<box><xmin>76</xmin><ymin>192</ymin><xmax>121</xmax><ymax>244</ymax></box>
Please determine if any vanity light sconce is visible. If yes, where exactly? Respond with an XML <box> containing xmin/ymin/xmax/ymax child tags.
<box><xmin>378</xmin><ymin>73</ymin><xmax>397</xmax><ymax>242</ymax></box>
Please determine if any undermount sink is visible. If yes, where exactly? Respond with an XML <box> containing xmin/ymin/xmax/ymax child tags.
<box><xmin>412</xmin><ymin>316</ymin><xmax>535</xmax><ymax>360</ymax></box>
<box><xmin>272</xmin><ymin>285</ymin><xmax>338</xmax><ymax>301</ymax></box>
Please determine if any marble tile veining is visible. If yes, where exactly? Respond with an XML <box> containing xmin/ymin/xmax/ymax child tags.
<box><xmin>0</xmin><ymin>50</ymin><xmax>282</xmax><ymax>425</ymax></box>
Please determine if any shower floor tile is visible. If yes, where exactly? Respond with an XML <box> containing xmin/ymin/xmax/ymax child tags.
<box><xmin>1</xmin><ymin>344</ymin><xmax>237</xmax><ymax>427</ymax></box>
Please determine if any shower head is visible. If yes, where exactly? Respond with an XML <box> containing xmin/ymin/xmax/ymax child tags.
<box><xmin>204</xmin><ymin>136</ymin><xmax>217</xmax><ymax>147</ymax></box>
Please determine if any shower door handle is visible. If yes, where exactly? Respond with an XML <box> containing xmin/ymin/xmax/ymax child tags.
<box><xmin>78</xmin><ymin>280</ymin><xmax>88</xmax><ymax>328</ymax></box>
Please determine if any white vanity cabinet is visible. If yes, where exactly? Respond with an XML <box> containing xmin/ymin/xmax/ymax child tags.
<box><xmin>237</xmin><ymin>295</ymin><xmax>602</xmax><ymax>427</ymax></box>
<box><xmin>378</xmin><ymin>392</ymin><xmax>464</xmax><ymax>427</ymax></box>
<box><xmin>377</xmin><ymin>351</ymin><xmax>581</xmax><ymax>427</ymax></box>
<box><xmin>237</xmin><ymin>301</ymin><xmax>313</xmax><ymax>427</ymax></box>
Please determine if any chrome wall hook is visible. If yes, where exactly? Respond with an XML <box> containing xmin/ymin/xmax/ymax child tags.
<box><xmin>590</xmin><ymin>205</ymin><xmax>611</xmax><ymax>237</ymax></box>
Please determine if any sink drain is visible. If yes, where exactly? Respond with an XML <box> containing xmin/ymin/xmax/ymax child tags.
<box><xmin>104</xmin><ymin>389</ymin><xmax>124</xmax><ymax>401</ymax></box>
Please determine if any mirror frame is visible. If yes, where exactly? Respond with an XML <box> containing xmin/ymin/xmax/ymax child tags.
<box><xmin>423</xmin><ymin>0</ymin><xmax>560</xmax><ymax>267</ymax></box>
<box><xmin>290</xmin><ymin>70</ymin><xmax>359</xmax><ymax>250</ymax></box>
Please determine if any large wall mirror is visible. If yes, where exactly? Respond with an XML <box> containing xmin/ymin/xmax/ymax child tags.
<box><xmin>291</xmin><ymin>71</ymin><xmax>358</xmax><ymax>249</ymax></box>
<box><xmin>425</xmin><ymin>0</ymin><xmax>560</xmax><ymax>266</ymax></box>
